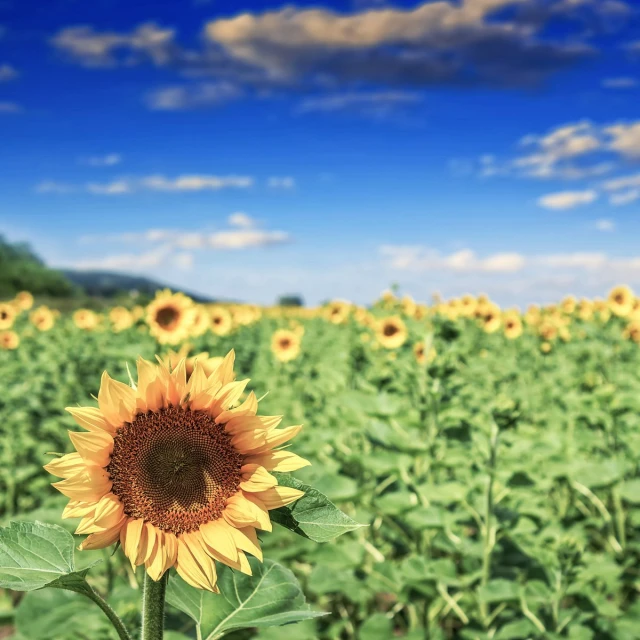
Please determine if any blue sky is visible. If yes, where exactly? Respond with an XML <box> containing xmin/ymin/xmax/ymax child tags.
<box><xmin>1</xmin><ymin>0</ymin><xmax>640</xmax><ymax>306</ymax></box>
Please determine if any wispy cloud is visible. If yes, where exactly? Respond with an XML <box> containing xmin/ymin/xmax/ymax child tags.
<box><xmin>146</xmin><ymin>82</ymin><xmax>243</xmax><ymax>110</ymax></box>
<box><xmin>35</xmin><ymin>180</ymin><xmax>76</xmax><ymax>194</ymax></box>
<box><xmin>81</xmin><ymin>153</ymin><xmax>122</xmax><ymax>167</ymax></box>
<box><xmin>594</xmin><ymin>219</ymin><xmax>615</xmax><ymax>232</ymax></box>
<box><xmin>602</xmin><ymin>77</ymin><xmax>637</xmax><ymax>89</ymax></box>
<box><xmin>297</xmin><ymin>91</ymin><xmax>422</xmax><ymax>117</ymax></box>
<box><xmin>0</xmin><ymin>101</ymin><xmax>22</xmax><ymax>114</ymax></box>
<box><xmin>0</xmin><ymin>64</ymin><xmax>18</xmax><ymax>82</ymax></box>
<box><xmin>537</xmin><ymin>189</ymin><xmax>598</xmax><ymax>210</ymax></box>
<box><xmin>267</xmin><ymin>176</ymin><xmax>295</xmax><ymax>189</ymax></box>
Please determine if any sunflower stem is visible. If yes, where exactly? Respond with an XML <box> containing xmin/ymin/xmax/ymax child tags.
<box><xmin>141</xmin><ymin>571</ymin><xmax>168</xmax><ymax>640</ymax></box>
<box><xmin>83</xmin><ymin>585</ymin><xmax>133</xmax><ymax>640</ymax></box>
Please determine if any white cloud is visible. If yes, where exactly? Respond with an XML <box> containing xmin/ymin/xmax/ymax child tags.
<box><xmin>602</xmin><ymin>77</ymin><xmax>637</xmax><ymax>89</ymax></box>
<box><xmin>208</xmin><ymin>229</ymin><xmax>290</xmax><ymax>249</ymax></box>
<box><xmin>82</xmin><ymin>153</ymin><xmax>122</xmax><ymax>167</ymax></box>
<box><xmin>139</xmin><ymin>174</ymin><xmax>253</xmax><ymax>191</ymax></box>
<box><xmin>267</xmin><ymin>176</ymin><xmax>295</xmax><ymax>189</ymax></box>
<box><xmin>602</xmin><ymin>172</ymin><xmax>640</xmax><ymax>191</ymax></box>
<box><xmin>609</xmin><ymin>189</ymin><xmax>640</xmax><ymax>206</ymax></box>
<box><xmin>35</xmin><ymin>180</ymin><xmax>76</xmax><ymax>194</ymax></box>
<box><xmin>70</xmin><ymin>246</ymin><xmax>172</xmax><ymax>270</ymax></box>
<box><xmin>537</xmin><ymin>189</ymin><xmax>598</xmax><ymax>210</ymax></box>
<box><xmin>594</xmin><ymin>219</ymin><xmax>615</xmax><ymax>232</ymax></box>
<box><xmin>0</xmin><ymin>64</ymin><xmax>18</xmax><ymax>81</ymax></box>
<box><xmin>51</xmin><ymin>23</ymin><xmax>175</xmax><ymax>67</ymax></box>
<box><xmin>146</xmin><ymin>82</ymin><xmax>242</xmax><ymax>110</ymax></box>
<box><xmin>0</xmin><ymin>101</ymin><xmax>22</xmax><ymax>113</ymax></box>
<box><xmin>228</xmin><ymin>212</ymin><xmax>255</xmax><ymax>228</ymax></box>
<box><xmin>297</xmin><ymin>91</ymin><xmax>422</xmax><ymax>115</ymax></box>
<box><xmin>86</xmin><ymin>180</ymin><xmax>131</xmax><ymax>195</ymax></box>
<box><xmin>605</xmin><ymin>122</ymin><xmax>640</xmax><ymax>158</ymax></box>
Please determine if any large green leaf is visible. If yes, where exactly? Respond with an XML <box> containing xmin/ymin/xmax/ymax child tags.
<box><xmin>270</xmin><ymin>473</ymin><xmax>365</xmax><ymax>543</ymax></box>
<box><xmin>0</xmin><ymin>521</ymin><xmax>94</xmax><ymax>593</ymax></box>
<box><xmin>166</xmin><ymin>557</ymin><xmax>325</xmax><ymax>640</ymax></box>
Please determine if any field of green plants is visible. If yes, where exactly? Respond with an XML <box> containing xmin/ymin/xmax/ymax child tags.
<box><xmin>1</xmin><ymin>294</ymin><xmax>640</xmax><ymax>640</ymax></box>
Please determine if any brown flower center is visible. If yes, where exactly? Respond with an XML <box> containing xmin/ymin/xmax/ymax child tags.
<box><xmin>156</xmin><ymin>306</ymin><xmax>180</xmax><ymax>330</ymax></box>
<box><xmin>280</xmin><ymin>338</ymin><xmax>291</xmax><ymax>349</ymax></box>
<box><xmin>107</xmin><ymin>406</ymin><xmax>243</xmax><ymax>534</ymax></box>
<box><xmin>383</xmin><ymin>323</ymin><xmax>399</xmax><ymax>337</ymax></box>
<box><xmin>0</xmin><ymin>311</ymin><xmax>7</xmax><ymax>320</ymax></box>
<box><xmin>615</xmin><ymin>294</ymin><xmax>624</xmax><ymax>304</ymax></box>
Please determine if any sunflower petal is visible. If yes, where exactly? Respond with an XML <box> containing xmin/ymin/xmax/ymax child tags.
<box><xmin>216</xmin><ymin>391</ymin><xmax>258</xmax><ymax>424</ymax></box>
<box><xmin>68</xmin><ymin>430</ymin><xmax>113</xmax><ymax>466</ymax></box>
<box><xmin>79</xmin><ymin>523</ymin><xmax>122</xmax><ymax>551</ymax></box>
<box><xmin>200</xmin><ymin>519</ymin><xmax>239</xmax><ymax>564</ymax></box>
<box><xmin>52</xmin><ymin>467</ymin><xmax>112</xmax><ymax>502</ymax></box>
<box><xmin>98</xmin><ymin>372</ymin><xmax>136</xmax><ymax>427</ymax></box>
<box><xmin>239</xmin><ymin>464</ymin><xmax>278</xmax><ymax>492</ymax></box>
<box><xmin>244</xmin><ymin>450</ymin><xmax>311</xmax><ymax>472</ymax></box>
<box><xmin>121</xmin><ymin>518</ymin><xmax>144</xmax><ymax>568</ymax></box>
<box><xmin>253</xmin><ymin>486</ymin><xmax>305</xmax><ymax>510</ymax></box>
<box><xmin>242</xmin><ymin>425</ymin><xmax>302</xmax><ymax>455</ymax></box>
<box><xmin>179</xmin><ymin>533</ymin><xmax>218</xmax><ymax>591</ymax></box>
<box><xmin>44</xmin><ymin>452</ymin><xmax>86</xmax><ymax>479</ymax></box>
<box><xmin>62</xmin><ymin>501</ymin><xmax>96</xmax><ymax>519</ymax></box>
<box><xmin>229</xmin><ymin>526</ymin><xmax>263</xmax><ymax>562</ymax></box>
<box><xmin>66</xmin><ymin>407</ymin><xmax>114</xmax><ymax>434</ymax></box>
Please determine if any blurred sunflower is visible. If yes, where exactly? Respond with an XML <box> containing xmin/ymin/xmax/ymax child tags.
<box><xmin>460</xmin><ymin>294</ymin><xmax>477</xmax><ymax>318</ymax></box>
<box><xmin>163</xmin><ymin>345</ymin><xmax>226</xmax><ymax>379</ymax></box>
<box><xmin>0</xmin><ymin>330</ymin><xmax>19</xmax><ymax>350</ymax></box>
<box><xmin>608</xmin><ymin>285</ymin><xmax>634</xmax><ymax>317</ymax></box>
<box><xmin>45</xmin><ymin>352</ymin><xmax>308</xmax><ymax>592</ymax></box>
<box><xmin>109</xmin><ymin>307</ymin><xmax>134</xmax><ymax>333</ymax></box>
<box><xmin>623</xmin><ymin>322</ymin><xmax>640</xmax><ymax>343</ymax></box>
<box><xmin>540</xmin><ymin>341</ymin><xmax>552</xmax><ymax>354</ymax></box>
<box><xmin>190</xmin><ymin>306</ymin><xmax>211</xmax><ymax>338</ymax></box>
<box><xmin>376</xmin><ymin>316</ymin><xmax>407</xmax><ymax>349</ymax></box>
<box><xmin>0</xmin><ymin>303</ymin><xmax>16</xmax><ymax>330</ymax></box>
<box><xmin>210</xmin><ymin>306</ymin><xmax>233</xmax><ymax>336</ymax></box>
<box><xmin>401</xmin><ymin>295</ymin><xmax>416</xmax><ymax>317</ymax></box>
<box><xmin>413</xmin><ymin>341</ymin><xmax>436</xmax><ymax>365</ymax></box>
<box><xmin>503</xmin><ymin>313</ymin><xmax>523</xmax><ymax>340</ymax></box>
<box><xmin>480</xmin><ymin>304</ymin><xmax>501</xmax><ymax>334</ymax></box>
<box><xmin>577</xmin><ymin>299</ymin><xmax>593</xmax><ymax>321</ymax></box>
<box><xmin>271</xmin><ymin>329</ymin><xmax>301</xmax><ymax>362</ymax></box>
<box><xmin>325</xmin><ymin>300</ymin><xmax>351</xmax><ymax>324</ymax></box>
<box><xmin>539</xmin><ymin>320</ymin><xmax>558</xmax><ymax>341</ymax></box>
<box><xmin>14</xmin><ymin>291</ymin><xmax>34</xmax><ymax>311</ymax></box>
<box><xmin>146</xmin><ymin>290</ymin><xmax>195</xmax><ymax>345</ymax></box>
<box><xmin>30</xmin><ymin>305</ymin><xmax>55</xmax><ymax>331</ymax></box>
<box><xmin>73</xmin><ymin>309</ymin><xmax>100</xmax><ymax>330</ymax></box>
<box><xmin>561</xmin><ymin>296</ymin><xmax>576</xmax><ymax>315</ymax></box>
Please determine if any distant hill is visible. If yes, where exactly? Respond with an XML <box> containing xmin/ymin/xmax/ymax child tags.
<box><xmin>62</xmin><ymin>270</ymin><xmax>216</xmax><ymax>303</ymax></box>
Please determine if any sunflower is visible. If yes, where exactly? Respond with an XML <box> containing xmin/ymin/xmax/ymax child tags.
<box><xmin>189</xmin><ymin>306</ymin><xmax>211</xmax><ymax>338</ymax></box>
<box><xmin>413</xmin><ymin>341</ymin><xmax>436</xmax><ymax>365</ymax></box>
<box><xmin>401</xmin><ymin>295</ymin><xmax>416</xmax><ymax>317</ymax></box>
<box><xmin>14</xmin><ymin>291</ymin><xmax>34</xmax><ymax>311</ymax></box>
<box><xmin>460</xmin><ymin>294</ymin><xmax>477</xmax><ymax>318</ymax></box>
<box><xmin>561</xmin><ymin>296</ymin><xmax>576</xmax><ymax>315</ymax></box>
<box><xmin>146</xmin><ymin>290</ymin><xmax>196</xmax><ymax>345</ymax></box>
<box><xmin>538</xmin><ymin>319</ymin><xmax>558</xmax><ymax>341</ymax></box>
<box><xmin>577</xmin><ymin>299</ymin><xmax>593</xmax><ymax>321</ymax></box>
<box><xmin>163</xmin><ymin>345</ymin><xmax>226</xmax><ymax>379</ymax></box>
<box><xmin>608</xmin><ymin>285</ymin><xmax>634</xmax><ymax>317</ymax></box>
<box><xmin>623</xmin><ymin>322</ymin><xmax>640</xmax><ymax>344</ymax></box>
<box><xmin>109</xmin><ymin>307</ymin><xmax>134</xmax><ymax>333</ymax></box>
<box><xmin>30</xmin><ymin>305</ymin><xmax>55</xmax><ymax>331</ymax></box>
<box><xmin>540</xmin><ymin>341</ymin><xmax>552</xmax><ymax>354</ymax></box>
<box><xmin>45</xmin><ymin>352</ymin><xmax>308</xmax><ymax>592</ymax></box>
<box><xmin>209</xmin><ymin>306</ymin><xmax>233</xmax><ymax>336</ymax></box>
<box><xmin>325</xmin><ymin>300</ymin><xmax>351</xmax><ymax>325</ymax></box>
<box><xmin>0</xmin><ymin>330</ymin><xmax>19</xmax><ymax>350</ymax></box>
<box><xmin>73</xmin><ymin>309</ymin><xmax>100</xmax><ymax>330</ymax></box>
<box><xmin>376</xmin><ymin>316</ymin><xmax>408</xmax><ymax>349</ymax></box>
<box><xmin>271</xmin><ymin>329</ymin><xmax>301</xmax><ymax>362</ymax></box>
<box><xmin>480</xmin><ymin>304</ymin><xmax>501</xmax><ymax>334</ymax></box>
<box><xmin>503</xmin><ymin>313</ymin><xmax>523</xmax><ymax>340</ymax></box>
<box><xmin>0</xmin><ymin>303</ymin><xmax>16</xmax><ymax>330</ymax></box>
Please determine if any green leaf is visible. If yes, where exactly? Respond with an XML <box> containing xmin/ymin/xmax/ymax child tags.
<box><xmin>477</xmin><ymin>579</ymin><xmax>520</xmax><ymax>603</ymax></box>
<box><xmin>166</xmin><ymin>557</ymin><xmax>325</xmax><ymax>640</ymax></box>
<box><xmin>359</xmin><ymin>613</ymin><xmax>393</xmax><ymax>640</ymax></box>
<box><xmin>270</xmin><ymin>473</ymin><xmax>366</xmax><ymax>543</ymax></box>
<box><xmin>0</xmin><ymin>521</ymin><xmax>93</xmax><ymax>592</ymax></box>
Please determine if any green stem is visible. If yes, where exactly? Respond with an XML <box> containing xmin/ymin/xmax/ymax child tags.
<box><xmin>141</xmin><ymin>571</ymin><xmax>169</xmax><ymax>640</ymax></box>
<box><xmin>82</xmin><ymin>585</ymin><xmax>133</xmax><ymax>640</ymax></box>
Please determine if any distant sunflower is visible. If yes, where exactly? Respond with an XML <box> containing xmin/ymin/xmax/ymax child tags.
<box><xmin>14</xmin><ymin>291</ymin><xmax>34</xmax><ymax>311</ymax></box>
<box><xmin>623</xmin><ymin>322</ymin><xmax>640</xmax><ymax>344</ymax></box>
<box><xmin>577</xmin><ymin>299</ymin><xmax>593</xmax><ymax>321</ymax></box>
<box><xmin>271</xmin><ymin>329</ymin><xmax>301</xmax><ymax>362</ymax></box>
<box><xmin>163</xmin><ymin>345</ymin><xmax>226</xmax><ymax>379</ymax></box>
<box><xmin>608</xmin><ymin>285</ymin><xmax>634</xmax><ymax>317</ymax></box>
<box><xmin>538</xmin><ymin>320</ymin><xmax>558</xmax><ymax>341</ymax></box>
<box><xmin>376</xmin><ymin>316</ymin><xmax>407</xmax><ymax>349</ymax></box>
<box><xmin>460</xmin><ymin>294</ymin><xmax>477</xmax><ymax>318</ymax></box>
<box><xmin>503</xmin><ymin>313</ymin><xmax>523</xmax><ymax>340</ymax></box>
<box><xmin>209</xmin><ymin>306</ymin><xmax>233</xmax><ymax>336</ymax></box>
<box><xmin>0</xmin><ymin>330</ymin><xmax>19</xmax><ymax>350</ymax></box>
<box><xmin>109</xmin><ymin>307</ymin><xmax>134</xmax><ymax>333</ymax></box>
<box><xmin>146</xmin><ymin>290</ymin><xmax>195</xmax><ymax>345</ymax></box>
<box><xmin>413</xmin><ymin>341</ymin><xmax>436</xmax><ymax>365</ymax></box>
<box><xmin>326</xmin><ymin>300</ymin><xmax>351</xmax><ymax>325</ymax></box>
<box><xmin>481</xmin><ymin>304</ymin><xmax>501</xmax><ymax>334</ymax></box>
<box><xmin>190</xmin><ymin>306</ymin><xmax>211</xmax><ymax>337</ymax></box>
<box><xmin>0</xmin><ymin>303</ymin><xmax>16</xmax><ymax>330</ymax></box>
<box><xmin>540</xmin><ymin>341</ymin><xmax>552</xmax><ymax>354</ymax></box>
<box><xmin>561</xmin><ymin>296</ymin><xmax>576</xmax><ymax>315</ymax></box>
<box><xmin>30</xmin><ymin>305</ymin><xmax>55</xmax><ymax>331</ymax></box>
<box><xmin>73</xmin><ymin>309</ymin><xmax>100</xmax><ymax>330</ymax></box>
<box><xmin>45</xmin><ymin>351</ymin><xmax>308</xmax><ymax>592</ymax></box>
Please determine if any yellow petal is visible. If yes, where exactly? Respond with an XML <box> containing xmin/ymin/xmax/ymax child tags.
<box><xmin>224</xmin><ymin>415</ymin><xmax>280</xmax><ymax>435</ymax></box>
<box><xmin>231</xmin><ymin>429</ymin><xmax>267</xmax><ymax>452</ymax></box>
<box><xmin>176</xmin><ymin>534</ymin><xmax>218</xmax><ymax>592</ymax></box>
<box><xmin>209</xmin><ymin>379</ymin><xmax>250</xmax><ymax>416</ymax></box>
<box><xmin>209</xmin><ymin>350</ymin><xmax>235</xmax><ymax>388</ymax></box>
<box><xmin>62</xmin><ymin>500</ymin><xmax>96</xmax><ymax>519</ymax></box>
<box><xmin>216</xmin><ymin>391</ymin><xmax>258</xmax><ymax>424</ymax></box>
<box><xmin>240</xmin><ymin>492</ymin><xmax>272</xmax><ymax>532</ymax></box>
<box><xmin>68</xmin><ymin>430</ymin><xmax>113</xmax><ymax>466</ymax></box>
<box><xmin>145</xmin><ymin>530</ymin><xmax>167</xmax><ymax>581</ymax></box>
<box><xmin>79</xmin><ymin>523</ymin><xmax>122</xmax><ymax>551</ymax></box>
<box><xmin>239</xmin><ymin>464</ymin><xmax>278</xmax><ymax>492</ymax></box>
<box><xmin>135</xmin><ymin>522</ymin><xmax>158</xmax><ymax>566</ymax></box>
<box><xmin>66</xmin><ymin>407</ymin><xmax>115</xmax><ymax>434</ymax></box>
<box><xmin>199</xmin><ymin>519</ymin><xmax>239</xmax><ymax>563</ymax></box>
<box><xmin>52</xmin><ymin>467</ymin><xmax>112</xmax><ymax>502</ymax></box>
<box><xmin>253</xmin><ymin>486</ymin><xmax>305</xmax><ymax>510</ymax></box>
<box><xmin>121</xmin><ymin>518</ymin><xmax>144</xmax><ymax>568</ymax></box>
<box><xmin>98</xmin><ymin>372</ymin><xmax>136</xmax><ymax>427</ymax></box>
<box><xmin>44</xmin><ymin>452</ymin><xmax>85</xmax><ymax>478</ymax></box>
<box><xmin>229</xmin><ymin>526</ymin><xmax>263</xmax><ymax>562</ymax></box>
<box><xmin>245</xmin><ymin>425</ymin><xmax>303</xmax><ymax>455</ymax></box>
<box><xmin>92</xmin><ymin>493</ymin><xmax>125</xmax><ymax>530</ymax></box>
<box><xmin>187</xmin><ymin>360</ymin><xmax>209</xmax><ymax>397</ymax></box>
<box><xmin>244</xmin><ymin>450</ymin><xmax>311</xmax><ymax>473</ymax></box>
<box><xmin>223</xmin><ymin>493</ymin><xmax>261</xmax><ymax>528</ymax></box>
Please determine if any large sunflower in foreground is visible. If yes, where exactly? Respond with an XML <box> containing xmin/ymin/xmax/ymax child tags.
<box><xmin>45</xmin><ymin>351</ymin><xmax>307</xmax><ymax>591</ymax></box>
<box><xmin>147</xmin><ymin>290</ymin><xmax>196</xmax><ymax>345</ymax></box>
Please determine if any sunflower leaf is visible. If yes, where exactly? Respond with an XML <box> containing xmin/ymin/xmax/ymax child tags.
<box><xmin>270</xmin><ymin>473</ymin><xmax>366</xmax><ymax>543</ymax></box>
<box><xmin>0</xmin><ymin>521</ymin><xmax>95</xmax><ymax>593</ymax></box>
<box><xmin>166</xmin><ymin>558</ymin><xmax>325</xmax><ymax>640</ymax></box>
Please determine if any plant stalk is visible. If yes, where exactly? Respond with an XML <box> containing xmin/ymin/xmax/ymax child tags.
<box><xmin>141</xmin><ymin>571</ymin><xmax>169</xmax><ymax>640</ymax></box>
<box><xmin>83</xmin><ymin>585</ymin><xmax>133</xmax><ymax>640</ymax></box>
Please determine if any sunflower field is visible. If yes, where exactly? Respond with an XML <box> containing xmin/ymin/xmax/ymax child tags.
<box><xmin>1</xmin><ymin>286</ymin><xmax>640</xmax><ymax>640</ymax></box>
